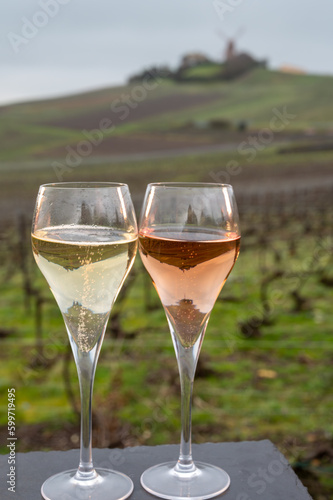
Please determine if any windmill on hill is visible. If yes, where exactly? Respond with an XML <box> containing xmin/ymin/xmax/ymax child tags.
<box><xmin>216</xmin><ymin>27</ymin><xmax>267</xmax><ymax>80</ymax></box>
<box><xmin>217</xmin><ymin>27</ymin><xmax>246</xmax><ymax>62</ymax></box>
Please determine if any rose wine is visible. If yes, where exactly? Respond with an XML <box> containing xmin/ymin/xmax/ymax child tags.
<box><xmin>32</xmin><ymin>225</ymin><xmax>137</xmax><ymax>352</ymax></box>
<box><xmin>139</xmin><ymin>228</ymin><xmax>240</xmax><ymax>347</ymax></box>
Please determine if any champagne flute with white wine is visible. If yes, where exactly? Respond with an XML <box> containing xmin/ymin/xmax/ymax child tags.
<box><xmin>139</xmin><ymin>183</ymin><xmax>240</xmax><ymax>500</ymax></box>
<box><xmin>32</xmin><ymin>183</ymin><xmax>137</xmax><ymax>500</ymax></box>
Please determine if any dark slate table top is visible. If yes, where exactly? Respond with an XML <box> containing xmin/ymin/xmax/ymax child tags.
<box><xmin>0</xmin><ymin>440</ymin><xmax>313</xmax><ymax>500</ymax></box>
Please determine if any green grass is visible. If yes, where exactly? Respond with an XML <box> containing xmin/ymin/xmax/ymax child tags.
<box><xmin>1</xmin><ymin>229</ymin><xmax>332</xmax><ymax>445</ymax></box>
<box><xmin>181</xmin><ymin>63</ymin><xmax>222</xmax><ymax>80</ymax></box>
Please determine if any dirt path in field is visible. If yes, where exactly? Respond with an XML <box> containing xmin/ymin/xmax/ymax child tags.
<box><xmin>46</xmin><ymin>93</ymin><xmax>222</xmax><ymax>131</ymax></box>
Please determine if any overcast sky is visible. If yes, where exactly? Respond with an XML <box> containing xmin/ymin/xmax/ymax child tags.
<box><xmin>1</xmin><ymin>0</ymin><xmax>332</xmax><ymax>105</ymax></box>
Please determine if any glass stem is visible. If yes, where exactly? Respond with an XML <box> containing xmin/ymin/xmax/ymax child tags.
<box><xmin>175</xmin><ymin>346</ymin><xmax>197</xmax><ymax>474</ymax></box>
<box><xmin>75</xmin><ymin>348</ymin><xmax>98</xmax><ymax>480</ymax></box>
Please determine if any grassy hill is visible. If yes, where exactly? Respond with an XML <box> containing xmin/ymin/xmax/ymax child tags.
<box><xmin>1</xmin><ymin>68</ymin><xmax>333</xmax><ymax>163</ymax></box>
<box><xmin>1</xmin><ymin>67</ymin><xmax>333</xmax><ymax>499</ymax></box>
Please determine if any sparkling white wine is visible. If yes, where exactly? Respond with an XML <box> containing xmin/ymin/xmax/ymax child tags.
<box><xmin>32</xmin><ymin>225</ymin><xmax>137</xmax><ymax>352</ymax></box>
<box><xmin>139</xmin><ymin>228</ymin><xmax>240</xmax><ymax>348</ymax></box>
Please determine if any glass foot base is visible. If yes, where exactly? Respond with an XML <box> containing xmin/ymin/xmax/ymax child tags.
<box><xmin>141</xmin><ymin>461</ymin><xmax>230</xmax><ymax>500</ymax></box>
<box><xmin>41</xmin><ymin>467</ymin><xmax>134</xmax><ymax>500</ymax></box>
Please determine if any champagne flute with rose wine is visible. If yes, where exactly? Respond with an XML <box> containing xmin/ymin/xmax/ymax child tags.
<box><xmin>139</xmin><ymin>182</ymin><xmax>240</xmax><ymax>500</ymax></box>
